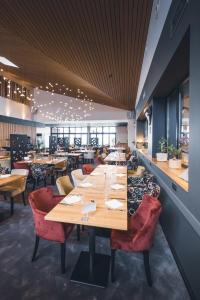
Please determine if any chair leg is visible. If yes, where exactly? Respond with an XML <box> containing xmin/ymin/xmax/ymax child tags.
<box><xmin>82</xmin><ymin>225</ymin><xmax>85</xmax><ymax>232</ymax></box>
<box><xmin>10</xmin><ymin>197</ymin><xmax>14</xmax><ymax>216</ymax></box>
<box><xmin>143</xmin><ymin>250</ymin><xmax>152</xmax><ymax>286</ymax></box>
<box><xmin>111</xmin><ymin>249</ymin><xmax>116</xmax><ymax>282</ymax></box>
<box><xmin>77</xmin><ymin>225</ymin><xmax>80</xmax><ymax>241</ymax></box>
<box><xmin>60</xmin><ymin>242</ymin><xmax>66</xmax><ymax>274</ymax></box>
<box><xmin>22</xmin><ymin>191</ymin><xmax>26</xmax><ymax>206</ymax></box>
<box><xmin>32</xmin><ymin>235</ymin><xmax>40</xmax><ymax>262</ymax></box>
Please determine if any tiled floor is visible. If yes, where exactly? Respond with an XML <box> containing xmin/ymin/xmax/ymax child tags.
<box><xmin>0</xmin><ymin>187</ymin><xmax>190</xmax><ymax>300</ymax></box>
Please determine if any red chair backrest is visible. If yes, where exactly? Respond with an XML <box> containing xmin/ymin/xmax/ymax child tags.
<box><xmin>29</xmin><ymin>187</ymin><xmax>54</xmax><ymax>213</ymax></box>
<box><xmin>82</xmin><ymin>164</ymin><xmax>94</xmax><ymax>174</ymax></box>
<box><xmin>129</xmin><ymin>194</ymin><xmax>162</xmax><ymax>251</ymax></box>
<box><xmin>28</xmin><ymin>187</ymin><xmax>66</xmax><ymax>242</ymax></box>
<box><xmin>14</xmin><ymin>162</ymin><xmax>29</xmax><ymax>170</ymax></box>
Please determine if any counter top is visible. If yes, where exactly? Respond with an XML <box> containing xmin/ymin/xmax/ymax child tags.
<box><xmin>137</xmin><ymin>149</ymin><xmax>188</xmax><ymax>192</ymax></box>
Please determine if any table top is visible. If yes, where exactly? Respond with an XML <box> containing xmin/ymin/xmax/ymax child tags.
<box><xmin>73</xmin><ymin>150</ymin><xmax>95</xmax><ymax>153</ymax></box>
<box><xmin>55</xmin><ymin>152</ymin><xmax>81</xmax><ymax>157</ymax></box>
<box><xmin>0</xmin><ymin>174</ymin><xmax>25</xmax><ymax>187</ymax></box>
<box><xmin>17</xmin><ymin>158</ymin><xmax>67</xmax><ymax>165</ymax></box>
<box><xmin>104</xmin><ymin>152</ymin><xmax>127</xmax><ymax>162</ymax></box>
<box><xmin>45</xmin><ymin>165</ymin><xmax>128</xmax><ymax>231</ymax></box>
<box><xmin>109</xmin><ymin>147</ymin><xmax>126</xmax><ymax>151</ymax></box>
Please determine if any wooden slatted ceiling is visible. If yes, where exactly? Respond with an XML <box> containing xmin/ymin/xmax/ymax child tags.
<box><xmin>0</xmin><ymin>0</ymin><xmax>152</xmax><ymax>110</ymax></box>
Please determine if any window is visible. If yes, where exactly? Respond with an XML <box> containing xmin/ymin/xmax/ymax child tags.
<box><xmin>50</xmin><ymin>125</ymin><xmax>116</xmax><ymax>146</ymax></box>
<box><xmin>180</xmin><ymin>79</ymin><xmax>189</xmax><ymax>166</ymax></box>
<box><xmin>89</xmin><ymin>126</ymin><xmax>116</xmax><ymax>146</ymax></box>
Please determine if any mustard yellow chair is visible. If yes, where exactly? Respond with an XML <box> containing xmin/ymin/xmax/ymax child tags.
<box><xmin>54</xmin><ymin>159</ymin><xmax>68</xmax><ymax>177</ymax></box>
<box><xmin>56</xmin><ymin>175</ymin><xmax>83</xmax><ymax>240</ymax></box>
<box><xmin>127</xmin><ymin>165</ymin><xmax>145</xmax><ymax>176</ymax></box>
<box><xmin>56</xmin><ymin>175</ymin><xmax>73</xmax><ymax>195</ymax></box>
<box><xmin>0</xmin><ymin>169</ymin><xmax>28</xmax><ymax>215</ymax></box>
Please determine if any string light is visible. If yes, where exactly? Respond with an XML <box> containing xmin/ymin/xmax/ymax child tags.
<box><xmin>31</xmin><ymin>81</ymin><xmax>95</xmax><ymax>122</ymax></box>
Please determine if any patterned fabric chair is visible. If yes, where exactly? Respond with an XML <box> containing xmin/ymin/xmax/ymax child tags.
<box><xmin>30</xmin><ymin>163</ymin><xmax>48</xmax><ymax>189</ymax></box>
<box><xmin>29</xmin><ymin>187</ymin><xmax>74</xmax><ymax>273</ymax></box>
<box><xmin>110</xmin><ymin>194</ymin><xmax>162</xmax><ymax>286</ymax></box>
<box><xmin>128</xmin><ymin>182</ymin><xmax>160</xmax><ymax>216</ymax></box>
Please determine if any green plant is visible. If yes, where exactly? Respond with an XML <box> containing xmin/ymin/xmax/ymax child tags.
<box><xmin>158</xmin><ymin>137</ymin><xmax>167</xmax><ymax>153</ymax></box>
<box><xmin>167</xmin><ymin>144</ymin><xmax>182</xmax><ymax>159</ymax></box>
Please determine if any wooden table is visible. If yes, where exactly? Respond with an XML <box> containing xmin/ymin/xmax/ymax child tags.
<box><xmin>73</xmin><ymin>149</ymin><xmax>95</xmax><ymax>154</ymax></box>
<box><xmin>18</xmin><ymin>158</ymin><xmax>67</xmax><ymax>166</ymax></box>
<box><xmin>109</xmin><ymin>147</ymin><xmax>126</xmax><ymax>152</ymax></box>
<box><xmin>104</xmin><ymin>152</ymin><xmax>127</xmax><ymax>164</ymax></box>
<box><xmin>0</xmin><ymin>174</ymin><xmax>25</xmax><ymax>187</ymax></box>
<box><xmin>45</xmin><ymin>164</ymin><xmax>127</xmax><ymax>287</ymax></box>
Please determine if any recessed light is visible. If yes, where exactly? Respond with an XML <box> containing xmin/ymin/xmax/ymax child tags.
<box><xmin>0</xmin><ymin>56</ymin><xmax>19</xmax><ymax>68</ymax></box>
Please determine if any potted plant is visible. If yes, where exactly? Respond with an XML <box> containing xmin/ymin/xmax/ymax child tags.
<box><xmin>156</xmin><ymin>137</ymin><xmax>168</xmax><ymax>161</ymax></box>
<box><xmin>167</xmin><ymin>144</ymin><xmax>182</xmax><ymax>169</ymax></box>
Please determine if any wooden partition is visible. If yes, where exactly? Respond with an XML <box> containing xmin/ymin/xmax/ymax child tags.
<box><xmin>0</xmin><ymin>122</ymin><xmax>36</xmax><ymax>148</ymax></box>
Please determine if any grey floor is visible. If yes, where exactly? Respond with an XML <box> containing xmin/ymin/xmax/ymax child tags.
<box><xmin>0</xmin><ymin>188</ymin><xmax>190</xmax><ymax>300</ymax></box>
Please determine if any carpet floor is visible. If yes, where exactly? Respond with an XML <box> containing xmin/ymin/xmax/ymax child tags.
<box><xmin>0</xmin><ymin>186</ymin><xmax>190</xmax><ymax>300</ymax></box>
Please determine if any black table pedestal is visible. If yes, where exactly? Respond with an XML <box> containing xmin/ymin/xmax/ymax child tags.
<box><xmin>70</xmin><ymin>251</ymin><xmax>110</xmax><ymax>288</ymax></box>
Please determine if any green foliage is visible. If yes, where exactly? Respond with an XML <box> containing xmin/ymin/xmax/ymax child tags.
<box><xmin>167</xmin><ymin>144</ymin><xmax>182</xmax><ymax>159</ymax></box>
<box><xmin>158</xmin><ymin>137</ymin><xmax>167</xmax><ymax>153</ymax></box>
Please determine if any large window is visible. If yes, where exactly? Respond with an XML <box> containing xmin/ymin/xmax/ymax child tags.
<box><xmin>50</xmin><ymin>126</ymin><xmax>116</xmax><ymax>146</ymax></box>
<box><xmin>51</xmin><ymin>126</ymin><xmax>88</xmax><ymax>146</ymax></box>
<box><xmin>89</xmin><ymin>126</ymin><xmax>116</xmax><ymax>146</ymax></box>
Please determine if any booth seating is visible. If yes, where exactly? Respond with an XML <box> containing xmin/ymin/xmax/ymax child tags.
<box><xmin>110</xmin><ymin>194</ymin><xmax>162</xmax><ymax>286</ymax></box>
<box><xmin>29</xmin><ymin>187</ymin><xmax>74</xmax><ymax>274</ymax></box>
<box><xmin>127</xmin><ymin>172</ymin><xmax>160</xmax><ymax>216</ymax></box>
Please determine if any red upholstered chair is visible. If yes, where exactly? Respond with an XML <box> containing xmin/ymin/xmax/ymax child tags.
<box><xmin>29</xmin><ymin>187</ymin><xmax>74</xmax><ymax>274</ymax></box>
<box><xmin>14</xmin><ymin>162</ymin><xmax>29</xmax><ymax>170</ymax></box>
<box><xmin>82</xmin><ymin>164</ymin><xmax>94</xmax><ymax>174</ymax></box>
<box><xmin>110</xmin><ymin>194</ymin><xmax>162</xmax><ymax>286</ymax></box>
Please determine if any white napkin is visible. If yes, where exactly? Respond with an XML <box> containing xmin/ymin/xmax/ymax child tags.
<box><xmin>105</xmin><ymin>199</ymin><xmax>123</xmax><ymax>209</ymax></box>
<box><xmin>116</xmin><ymin>173</ymin><xmax>125</xmax><ymax>177</ymax></box>
<box><xmin>60</xmin><ymin>195</ymin><xmax>81</xmax><ymax>205</ymax></box>
<box><xmin>111</xmin><ymin>183</ymin><xmax>125</xmax><ymax>190</ymax></box>
<box><xmin>0</xmin><ymin>174</ymin><xmax>11</xmax><ymax>178</ymax></box>
<box><xmin>79</xmin><ymin>182</ymin><xmax>93</xmax><ymax>188</ymax></box>
<box><xmin>90</xmin><ymin>172</ymin><xmax>101</xmax><ymax>176</ymax></box>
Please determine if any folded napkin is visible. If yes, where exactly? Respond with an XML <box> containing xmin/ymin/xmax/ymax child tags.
<box><xmin>105</xmin><ymin>199</ymin><xmax>123</xmax><ymax>209</ymax></box>
<box><xmin>90</xmin><ymin>172</ymin><xmax>101</xmax><ymax>176</ymax></box>
<box><xmin>60</xmin><ymin>195</ymin><xmax>81</xmax><ymax>205</ymax></box>
<box><xmin>0</xmin><ymin>174</ymin><xmax>11</xmax><ymax>178</ymax></box>
<box><xmin>79</xmin><ymin>182</ymin><xmax>93</xmax><ymax>188</ymax></box>
<box><xmin>111</xmin><ymin>183</ymin><xmax>125</xmax><ymax>190</ymax></box>
<box><xmin>116</xmin><ymin>173</ymin><xmax>126</xmax><ymax>177</ymax></box>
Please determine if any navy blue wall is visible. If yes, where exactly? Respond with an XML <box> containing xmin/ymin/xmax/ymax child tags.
<box><xmin>136</xmin><ymin>1</ymin><xmax>200</xmax><ymax>299</ymax></box>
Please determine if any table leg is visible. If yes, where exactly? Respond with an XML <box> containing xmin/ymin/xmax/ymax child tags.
<box><xmin>70</xmin><ymin>226</ymin><xmax>110</xmax><ymax>288</ymax></box>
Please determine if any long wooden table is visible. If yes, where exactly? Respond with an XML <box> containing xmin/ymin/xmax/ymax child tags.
<box><xmin>45</xmin><ymin>164</ymin><xmax>127</xmax><ymax>287</ymax></box>
<box><xmin>104</xmin><ymin>152</ymin><xmax>127</xmax><ymax>164</ymax></box>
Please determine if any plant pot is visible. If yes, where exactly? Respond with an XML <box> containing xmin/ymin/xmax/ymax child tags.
<box><xmin>156</xmin><ymin>153</ymin><xmax>168</xmax><ymax>162</ymax></box>
<box><xmin>168</xmin><ymin>159</ymin><xmax>182</xmax><ymax>169</ymax></box>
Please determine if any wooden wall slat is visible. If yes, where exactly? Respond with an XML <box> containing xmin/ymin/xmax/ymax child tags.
<box><xmin>0</xmin><ymin>122</ymin><xmax>36</xmax><ymax>148</ymax></box>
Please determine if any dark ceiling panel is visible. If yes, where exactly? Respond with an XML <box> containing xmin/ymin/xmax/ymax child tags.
<box><xmin>0</xmin><ymin>0</ymin><xmax>152</xmax><ymax>110</ymax></box>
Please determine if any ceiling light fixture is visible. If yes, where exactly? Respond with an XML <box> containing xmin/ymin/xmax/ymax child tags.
<box><xmin>0</xmin><ymin>56</ymin><xmax>19</xmax><ymax>68</ymax></box>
